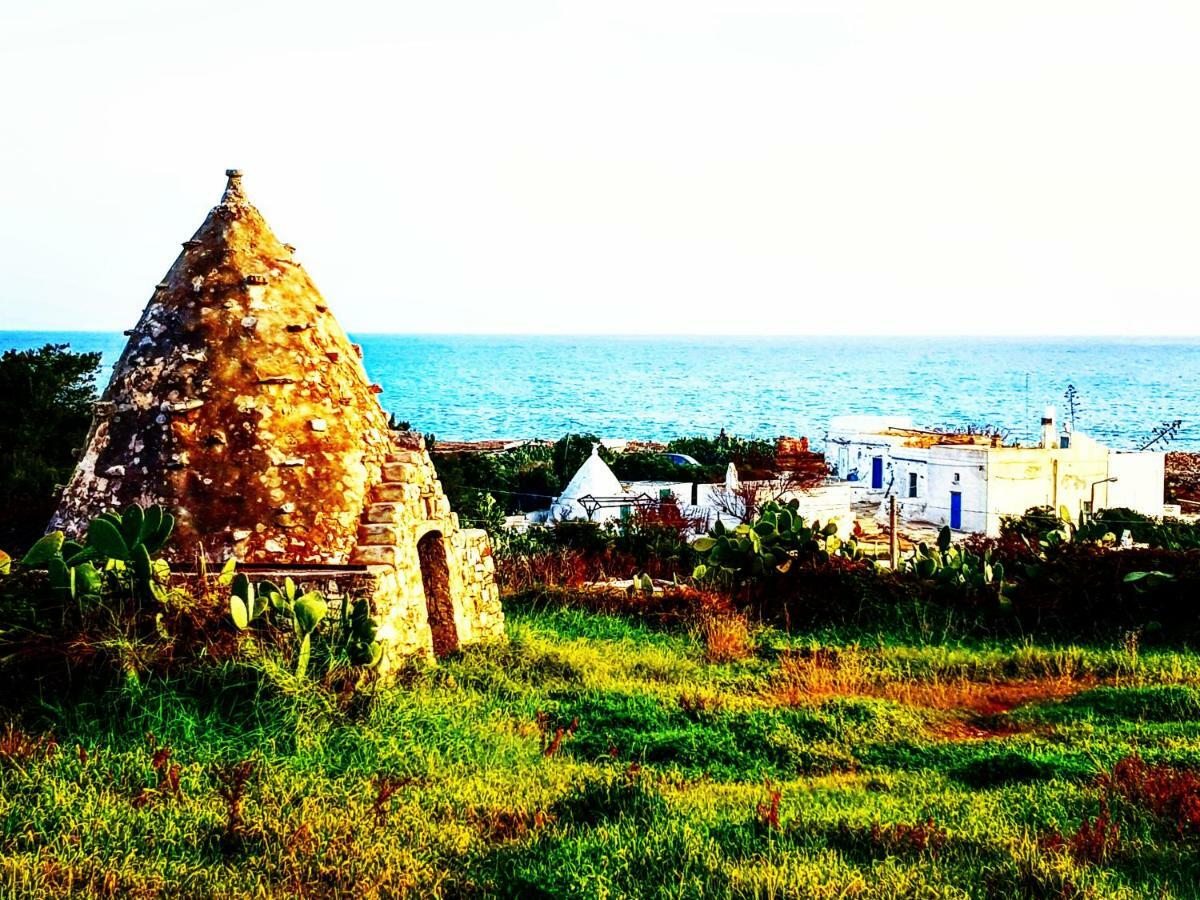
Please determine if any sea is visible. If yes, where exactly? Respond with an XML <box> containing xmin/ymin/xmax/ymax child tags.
<box><xmin>3</xmin><ymin>332</ymin><xmax>1198</xmax><ymax>451</ymax></box>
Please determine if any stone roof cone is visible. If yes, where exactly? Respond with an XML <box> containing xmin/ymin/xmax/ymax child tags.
<box><xmin>52</xmin><ymin>170</ymin><xmax>395</xmax><ymax>564</ymax></box>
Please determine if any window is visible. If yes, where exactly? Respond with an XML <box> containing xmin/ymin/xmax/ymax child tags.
<box><xmin>908</xmin><ymin>472</ymin><xmax>918</xmax><ymax>498</ymax></box>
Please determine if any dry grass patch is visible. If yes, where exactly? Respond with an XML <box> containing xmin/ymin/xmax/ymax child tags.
<box><xmin>766</xmin><ymin>647</ymin><xmax>1096</xmax><ymax>732</ymax></box>
<box><xmin>699</xmin><ymin>613</ymin><xmax>755</xmax><ymax>663</ymax></box>
<box><xmin>767</xmin><ymin>647</ymin><xmax>870</xmax><ymax>705</ymax></box>
<box><xmin>881</xmin><ymin>676</ymin><xmax>1095</xmax><ymax>714</ymax></box>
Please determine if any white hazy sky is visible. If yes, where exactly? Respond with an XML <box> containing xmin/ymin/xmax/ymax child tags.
<box><xmin>2</xmin><ymin>1</ymin><xmax>1198</xmax><ymax>335</ymax></box>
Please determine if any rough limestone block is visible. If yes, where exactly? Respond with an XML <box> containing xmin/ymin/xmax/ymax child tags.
<box><xmin>380</xmin><ymin>462</ymin><xmax>412</xmax><ymax>482</ymax></box>
<box><xmin>366</xmin><ymin>503</ymin><xmax>404</xmax><ymax>523</ymax></box>
<box><xmin>351</xmin><ymin>545</ymin><xmax>400</xmax><ymax>566</ymax></box>
<box><xmin>357</xmin><ymin>523</ymin><xmax>401</xmax><ymax>545</ymax></box>
<box><xmin>387</xmin><ymin>449</ymin><xmax>423</xmax><ymax>465</ymax></box>
<box><xmin>373</xmin><ymin>483</ymin><xmax>408</xmax><ymax>502</ymax></box>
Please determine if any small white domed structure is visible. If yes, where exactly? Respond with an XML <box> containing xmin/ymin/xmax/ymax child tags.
<box><xmin>551</xmin><ymin>444</ymin><xmax>627</xmax><ymax>522</ymax></box>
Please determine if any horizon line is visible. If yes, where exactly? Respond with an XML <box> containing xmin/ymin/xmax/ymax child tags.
<box><xmin>3</xmin><ymin>328</ymin><xmax>1200</xmax><ymax>341</ymax></box>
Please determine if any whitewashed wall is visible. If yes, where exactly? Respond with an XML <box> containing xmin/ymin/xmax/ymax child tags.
<box><xmin>1108</xmin><ymin>452</ymin><xmax>1165</xmax><ymax>517</ymax></box>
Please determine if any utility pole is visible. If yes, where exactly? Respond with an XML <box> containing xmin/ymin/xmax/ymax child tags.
<box><xmin>888</xmin><ymin>495</ymin><xmax>898</xmax><ymax>569</ymax></box>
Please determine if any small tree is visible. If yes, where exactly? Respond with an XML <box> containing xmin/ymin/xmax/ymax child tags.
<box><xmin>0</xmin><ymin>344</ymin><xmax>100</xmax><ymax>549</ymax></box>
<box><xmin>709</xmin><ymin>468</ymin><xmax>828</xmax><ymax>524</ymax></box>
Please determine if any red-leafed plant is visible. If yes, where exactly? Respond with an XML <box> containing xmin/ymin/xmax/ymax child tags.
<box><xmin>1103</xmin><ymin>755</ymin><xmax>1200</xmax><ymax>838</ymax></box>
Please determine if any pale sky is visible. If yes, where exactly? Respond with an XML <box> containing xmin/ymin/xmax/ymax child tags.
<box><xmin>2</xmin><ymin>1</ymin><xmax>1198</xmax><ymax>335</ymax></box>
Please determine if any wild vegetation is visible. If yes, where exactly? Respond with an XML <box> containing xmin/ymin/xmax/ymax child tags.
<box><xmin>429</xmin><ymin>431</ymin><xmax>776</xmax><ymax>529</ymax></box>
<box><xmin>4</xmin><ymin>584</ymin><xmax>1200</xmax><ymax>897</ymax></box>
<box><xmin>3</xmin><ymin>384</ymin><xmax>1200</xmax><ymax>895</ymax></box>
<box><xmin>0</xmin><ymin>344</ymin><xmax>100</xmax><ymax>549</ymax></box>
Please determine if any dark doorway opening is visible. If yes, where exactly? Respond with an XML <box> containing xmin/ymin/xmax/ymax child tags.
<box><xmin>418</xmin><ymin>531</ymin><xmax>459</xmax><ymax>657</ymax></box>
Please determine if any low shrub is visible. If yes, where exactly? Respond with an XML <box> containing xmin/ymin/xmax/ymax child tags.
<box><xmin>493</xmin><ymin>522</ymin><xmax>697</xmax><ymax>594</ymax></box>
<box><xmin>1040</xmin><ymin>802</ymin><xmax>1120</xmax><ymax>864</ymax></box>
<box><xmin>551</xmin><ymin>768</ymin><xmax>667</xmax><ymax>826</ymax></box>
<box><xmin>825</xmin><ymin>818</ymin><xmax>950</xmax><ymax>861</ymax></box>
<box><xmin>1078</xmin><ymin>507</ymin><xmax>1200</xmax><ymax>550</ymax></box>
<box><xmin>1103</xmin><ymin>755</ymin><xmax>1200</xmax><ymax>839</ymax></box>
<box><xmin>1035</xmin><ymin>685</ymin><xmax>1200</xmax><ymax>725</ymax></box>
<box><xmin>950</xmin><ymin>750</ymin><xmax>1093</xmax><ymax>787</ymax></box>
<box><xmin>509</xmin><ymin>584</ymin><xmax>734</xmax><ymax>631</ymax></box>
<box><xmin>1000</xmin><ymin>505</ymin><xmax>1063</xmax><ymax>541</ymax></box>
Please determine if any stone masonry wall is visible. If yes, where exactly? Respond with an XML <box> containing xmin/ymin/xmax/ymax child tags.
<box><xmin>351</xmin><ymin>431</ymin><xmax>503</xmax><ymax>668</ymax></box>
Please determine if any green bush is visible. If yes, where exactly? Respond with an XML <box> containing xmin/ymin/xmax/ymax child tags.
<box><xmin>1080</xmin><ymin>507</ymin><xmax>1200</xmax><ymax>550</ymax></box>
<box><xmin>666</xmin><ymin>433</ymin><xmax>775</xmax><ymax>473</ymax></box>
<box><xmin>999</xmin><ymin>505</ymin><xmax>1063</xmax><ymax>541</ymax></box>
<box><xmin>0</xmin><ymin>344</ymin><xmax>100</xmax><ymax>551</ymax></box>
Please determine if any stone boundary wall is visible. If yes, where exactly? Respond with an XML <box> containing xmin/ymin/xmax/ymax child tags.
<box><xmin>351</xmin><ymin>431</ymin><xmax>504</xmax><ymax>668</ymax></box>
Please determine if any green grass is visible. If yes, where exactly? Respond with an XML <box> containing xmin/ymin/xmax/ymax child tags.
<box><xmin>3</xmin><ymin>605</ymin><xmax>1200</xmax><ymax>898</ymax></box>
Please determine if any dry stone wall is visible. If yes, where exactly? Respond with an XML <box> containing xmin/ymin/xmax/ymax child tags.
<box><xmin>354</xmin><ymin>431</ymin><xmax>504</xmax><ymax>666</ymax></box>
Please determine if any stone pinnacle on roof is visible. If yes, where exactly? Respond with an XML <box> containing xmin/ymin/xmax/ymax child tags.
<box><xmin>221</xmin><ymin>168</ymin><xmax>247</xmax><ymax>205</ymax></box>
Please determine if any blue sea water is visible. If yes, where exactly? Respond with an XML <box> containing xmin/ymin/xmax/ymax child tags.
<box><xmin>3</xmin><ymin>332</ymin><xmax>1198</xmax><ymax>450</ymax></box>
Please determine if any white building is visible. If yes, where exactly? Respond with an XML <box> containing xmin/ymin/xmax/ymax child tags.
<box><xmin>546</xmin><ymin>449</ymin><xmax>855</xmax><ymax>538</ymax></box>
<box><xmin>549</xmin><ymin>445</ymin><xmax>630</xmax><ymax>523</ymax></box>
<box><xmin>624</xmin><ymin>465</ymin><xmax>855</xmax><ymax>539</ymax></box>
<box><xmin>828</xmin><ymin>410</ymin><xmax>1165</xmax><ymax>536</ymax></box>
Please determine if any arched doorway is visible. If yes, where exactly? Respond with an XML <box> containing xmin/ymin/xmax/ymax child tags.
<box><xmin>417</xmin><ymin>531</ymin><xmax>459</xmax><ymax>657</ymax></box>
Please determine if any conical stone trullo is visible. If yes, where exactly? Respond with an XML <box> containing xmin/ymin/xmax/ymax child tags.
<box><xmin>51</xmin><ymin>171</ymin><xmax>504</xmax><ymax>664</ymax></box>
<box><xmin>53</xmin><ymin>170</ymin><xmax>395</xmax><ymax>563</ymax></box>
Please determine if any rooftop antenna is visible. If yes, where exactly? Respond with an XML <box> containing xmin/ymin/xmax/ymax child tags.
<box><xmin>1138</xmin><ymin>419</ymin><xmax>1183</xmax><ymax>452</ymax></box>
<box><xmin>1064</xmin><ymin>384</ymin><xmax>1079</xmax><ymax>431</ymax></box>
<box><xmin>1024</xmin><ymin>373</ymin><xmax>1030</xmax><ymax>440</ymax></box>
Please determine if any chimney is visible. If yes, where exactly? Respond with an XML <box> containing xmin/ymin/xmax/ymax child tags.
<box><xmin>1040</xmin><ymin>405</ymin><xmax>1058</xmax><ymax>450</ymax></box>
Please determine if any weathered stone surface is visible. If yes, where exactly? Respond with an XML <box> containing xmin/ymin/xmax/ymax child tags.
<box><xmin>358</xmin><ymin>523</ymin><xmax>401</xmax><ymax>545</ymax></box>
<box><xmin>356</xmin><ymin>436</ymin><xmax>504</xmax><ymax>669</ymax></box>
<box><xmin>350</xmin><ymin>545</ymin><xmax>400</xmax><ymax>566</ymax></box>
<box><xmin>373</xmin><ymin>483</ymin><xmax>409</xmax><ymax>502</ymax></box>
<box><xmin>366</xmin><ymin>503</ymin><xmax>405</xmax><ymax>523</ymax></box>
<box><xmin>51</xmin><ymin>170</ymin><xmax>393</xmax><ymax>566</ymax></box>
<box><xmin>49</xmin><ymin>170</ymin><xmax>503</xmax><ymax>672</ymax></box>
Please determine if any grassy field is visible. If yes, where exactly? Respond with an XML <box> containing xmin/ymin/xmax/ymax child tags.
<box><xmin>3</xmin><ymin>596</ymin><xmax>1200</xmax><ymax>898</ymax></box>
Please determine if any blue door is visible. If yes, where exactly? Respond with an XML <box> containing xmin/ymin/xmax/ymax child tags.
<box><xmin>871</xmin><ymin>456</ymin><xmax>883</xmax><ymax>489</ymax></box>
<box><xmin>950</xmin><ymin>491</ymin><xmax>962</xmax><ymax>530</ymax></box>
